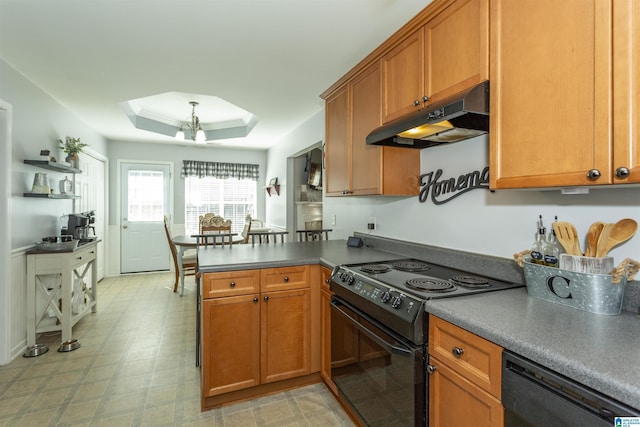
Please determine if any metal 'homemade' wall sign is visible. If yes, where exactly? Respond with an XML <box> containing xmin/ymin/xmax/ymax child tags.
<box><xmin>419</xmin><ymin>166</ymin><xmax>490</xmax><ymax>205</ymax></box>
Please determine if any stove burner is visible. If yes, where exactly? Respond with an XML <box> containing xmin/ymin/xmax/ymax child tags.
<box><xmin>391</xmin><ymin>261</ymin><xmax>431</xmax><ymax>272</ymax></box>
<box><xmin>405</xmin><ymin>278</ymin><xmax>456</xmax><ymax>293</ymax></box>
<box><xmin>360</xmin><ymin>264</ymin><xmax>392</xmax><ymax>274</ymax></box>
<box><xmin>450</xmin><ymin>275</ymin><xmax>490</xmax><ymax>288</ymax></box>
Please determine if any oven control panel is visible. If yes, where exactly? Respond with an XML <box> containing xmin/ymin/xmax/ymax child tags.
<box><xmin>331</xmin><ymin>267</ymin><xmax>423</xmax><ymax>322</ymax></box>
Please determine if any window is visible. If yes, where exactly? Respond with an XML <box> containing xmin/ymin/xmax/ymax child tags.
<box><xmin>128</xmin><ymin>170</ymin><xmax>165</xmax><ymax>221</ymax></box>
<box><xmin>184</xmin><ymin>176</ymin><xmax>256</xmax><ymax>235</ymax></box>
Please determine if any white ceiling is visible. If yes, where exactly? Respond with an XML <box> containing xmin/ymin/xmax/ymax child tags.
<box><xmin>0</xmin><ymin>0</ymin><xmax>430</xmax><ymax>149</ymax></box>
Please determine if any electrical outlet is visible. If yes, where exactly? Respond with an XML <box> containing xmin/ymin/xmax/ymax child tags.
<box><xmin>331</xmin><ymin>214</ymin><xmax>336</xmax><ymax>226</ymax></box>
<box><xmin>368</xmin><ymin>217</ymin><xmax>376</xmax><ymax>230</ymax></box>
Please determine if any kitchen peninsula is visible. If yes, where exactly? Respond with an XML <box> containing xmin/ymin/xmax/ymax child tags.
<box><xmin>196</xmin><ymin>237</ymin><xmax>640</xmax><ymax>418</ymax></box>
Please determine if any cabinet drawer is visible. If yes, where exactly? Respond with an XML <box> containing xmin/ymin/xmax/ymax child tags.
<box><xmin>261</xmin><ymin>265</ymin><xmax>309</xmax><ymax>292</ymax></box>
<box><xmin>202</xmin><ymin>270</ymin><xmax>260</xmax><ymax>299</ymax></box>
<box><xmin>71</xmin><ymin>245</ymin><xmax>97</xmax><ymax>268</ymax></box>
<box><xmin>429</xmin><ymin>315</ymin><xmax>502</xmax><ymax>398</ymax></box>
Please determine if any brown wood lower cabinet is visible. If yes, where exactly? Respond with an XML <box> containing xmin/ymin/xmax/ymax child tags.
<box><xmin>261</xmin><ymin>287</ymin><xmax>310</xmax><ymax>384</ymax></box>
<box><xmin>201</xmin><ymin>294</ymin><xmax>260</xmax><ymax>397</ymax></box>
<box><xmin>201</xmin><ymin>265</ymin><xmax>320</xmax><ymax>410</ymax></box>
<box><xmin>428</xmin><ymin>315</ymin><xmax>503</xmax><ymax>427</ymax></box>
<box><xmin>429</xmin><ymin>357</ymin><xmax>503</xmax><ymax>426</ymax></box>
<box><xmin>320</xmin><ymin>267</ymin><xmax>334</xmax><ymax>391</ymax></box>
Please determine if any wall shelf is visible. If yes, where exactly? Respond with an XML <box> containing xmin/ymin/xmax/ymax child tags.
<box><xmin>24</xmin><ymin>160</ymin><xmax>82</xmax><ymax>174</ymax></box>
<box><xmin>23</xmin><ymin>192</ymin><xmax>81</xmax><ymax>199</ymax></box>
<box><xmin>24</xmin><ymin>159</ymin><xmax>81</xmax><ymax>200</ymax></box>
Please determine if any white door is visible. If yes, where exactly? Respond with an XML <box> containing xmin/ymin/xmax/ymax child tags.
<box><xmin>120</xmin><ymin>163</ymin><xmax>171</xmax><ymax>273</ymax></box>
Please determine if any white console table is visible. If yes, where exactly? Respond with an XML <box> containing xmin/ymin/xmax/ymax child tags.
<box><xmin>26</xmin><ymin>241</ymin><xmax>98</xmax><ymax>347</ymax></box>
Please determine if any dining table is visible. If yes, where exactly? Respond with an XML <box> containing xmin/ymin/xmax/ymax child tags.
<box><xmin>172</xmin><ymin>233</ymin><xmax>241</xmax><ymax>296</ymax></box>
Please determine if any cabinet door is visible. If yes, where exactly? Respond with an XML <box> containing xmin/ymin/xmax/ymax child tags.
<box><xmin>320</xmin><ymin>267</ymin><xmax>333</xmax><ymax>388</ymax></box>
<box><xmin>425</xmin><ymin>0</ymin><xmax>488</xmax><ymax>104</ymax></box>
<box><xmin>613</xmin><ymin>0</ymin><xmax>640</xmax><ymax>183</ymax></box>
<box><xmin>261</xmin><ymin>288</ymin><xmax>311</xmax><ymax>383</ymax></box>
<box><xmin>201</xmin><ymin>295</ymin><xmax>260</xmax><ymax>397</ymax></box>
<box><xmin>490</xmin><ymin>0</ymin><xmax>612</xmax><ymax>189</ymax></box>
<box><xmin>325</xmin><ymin>86</ymin><xmax>350</xmax><ymax>196</ymax></box>
<box><xmin>351</xmin><ymin>63</ymin><xmax>383</xmax><ymax>195</ymax></box>
<box><xmin>429</xmin><ymin>357</ymin><xmax>504</xmax><ymax>427</ymax></box>
<box><xmin>382</xmin><ymin>28</ymin><xmax>425</xmax><ymax>123</ymax></box>
<box><xmin>320</xmin><ymin>287</ymin><xmax>335</xmax><ymax>392</ymax></box>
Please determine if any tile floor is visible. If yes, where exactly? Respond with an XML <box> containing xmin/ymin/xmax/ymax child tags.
<box><xmin>0</xmin><ymin>272</ymin><xmax>354</xmax><ymax>426</ymax></box>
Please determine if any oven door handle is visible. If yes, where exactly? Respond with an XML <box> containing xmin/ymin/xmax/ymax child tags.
<box><xmin>330</xmin><ymin>299</ymin><xmax>412</xmax><ymax>356</ymax></box>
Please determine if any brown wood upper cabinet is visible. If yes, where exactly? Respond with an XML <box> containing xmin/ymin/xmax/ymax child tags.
<box><xmin>324</xmin><ymin>63</ymin><xmax>420</xmax><ymax>197</ymax></box>
<box><xmin>490</xmin><ymin>0</ymin><xmax>640</xmax><ymax>189</ymax></box>
<box><xmin>381</xmin><ymin>0</ymin><xmax>489</xmax><ymax>123</ymax></box>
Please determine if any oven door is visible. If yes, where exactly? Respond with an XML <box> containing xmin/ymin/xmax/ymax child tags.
<box><xmin>330</xmin><ymin>297</ymin><xmax>425</xmax><ymax>427</ymax></box>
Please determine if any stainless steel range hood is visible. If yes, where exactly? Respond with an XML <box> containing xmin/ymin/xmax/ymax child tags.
<box><xmin>366</xmin><ymin>81</ymin><xmax>489</xmax><ymax>149</ymax></box>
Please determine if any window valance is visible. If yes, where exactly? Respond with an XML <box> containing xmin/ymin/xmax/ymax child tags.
<box><xmin>181</xmin><ymin>160</ymin><xmax>259</xmax><ymax>181</ymax></box>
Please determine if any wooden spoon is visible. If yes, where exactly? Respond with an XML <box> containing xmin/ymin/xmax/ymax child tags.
<box><xmin>552</xmin><ymin>221</ymin><xmax>583</xmax><ymax>256</ymax></box>
<box><xmin>595</xmin><ymin>218</ymin><xmax>638</xmax><ymax>258</ymax></box>
<box><xmin>584</xmin><ymin>221</ymin><xmax>604</xmax><ymax>257</ymax></box>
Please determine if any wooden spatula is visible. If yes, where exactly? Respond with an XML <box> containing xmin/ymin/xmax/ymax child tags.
<box><xmin>585</xmin><ymin>221</ymin><xmax>604</xmax><ymax>257</ymax></box>
<box><xmin>595</xmin><ymin>219</ymin><xmax>638</xmax><ymax>258</ymax></box>
<box><xmin>552</xmin><ymin>221</ymin><xmax>583</xmax><ymax>256</ymax></box>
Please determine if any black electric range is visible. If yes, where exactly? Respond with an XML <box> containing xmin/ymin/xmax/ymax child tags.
<box><xmin>330</xmin><ymin>258</ymin><xmax>523</xmax><ymax>345</ymax></box>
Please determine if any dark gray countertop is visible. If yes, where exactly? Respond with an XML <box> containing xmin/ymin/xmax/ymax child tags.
<box><xmin>426</xmin><ymin>289</ymin><xmax>640</xmax><ymax>410</ymax></box>
<box><xmin>196</xmin><ymin>239</ymin><xmax>397</xmax><ymax>272</ymax></box>
<box><xmin>197</xmin><ymin>237</ymin><xmax>640</xmax><ymax>410</ymax></box>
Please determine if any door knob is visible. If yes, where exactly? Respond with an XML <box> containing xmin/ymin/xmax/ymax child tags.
<box><xmin>427</xmin><ymin>365</ymin><xmax>437</xmax><ymax>374</ymax></box>
<box><xmin>122</xmin><ymin>225</ymin><xmax>128</xmax><ymax>229</ymax></box>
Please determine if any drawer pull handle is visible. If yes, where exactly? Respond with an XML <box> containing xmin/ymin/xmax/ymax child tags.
<box><xmin>325</xmin><ymin>278</ymin><xmax>330</xmax><ymax>284</ymax></box>
<box><xmin>452</xmin><ymin>347</ymin><xmax>464</xmax><ymax>357</ymax></box>
<box><xmin>253</xmin><ymin>297</ymin><xmax>258</xmax><ymax>303</ymax></box>
<box><xmin>264</xmin><ymin>295</ymin><xmax>269</xmax><ymax>302</ymax></box>
<box><xmin>427</xmin><ymin>365</ymin><xmax>437</xmax><ymax>374</ymax></box>
<box><xmin>283</xmin><ymin>276</ymin><xmax>289</xmax><ymax>283</ymax></box>
<box><xmin>229</xmin><ymin>281</ymin><xmax>236</xmax><ymax>288</ymax></box>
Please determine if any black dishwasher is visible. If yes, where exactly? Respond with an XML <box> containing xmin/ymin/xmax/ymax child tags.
<box><xmin>502</xmin><ymin>351</ymin><xmax>640</xmax><ymax>427</ymax></box>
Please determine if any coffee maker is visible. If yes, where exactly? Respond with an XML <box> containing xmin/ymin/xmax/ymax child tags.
<box><xmin>63</xmin><ymin>211</ymin><xmax>96</xmax><ymax>242</ymax></box>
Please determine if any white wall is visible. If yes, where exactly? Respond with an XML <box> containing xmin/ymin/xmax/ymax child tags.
<box><xmin>267</xmin><ymin>111</ymin><xmax>640</xmax><ymax>262</ymax></box>
<box><xmin>0</xmin><ymin>58</ymin><xmax>108</xmax><ymax>363</ymax></box>
<box><xmin>106</xmin><ymin>140</ymin><xmax>268</xmax><ymax>226</ymax></box>
<box><xmin>264</xmin><ymin>112</ymin><xmax>324</xmax><ymax>231</ymax></box>
<box><xmin>1</xmin><ymin>59</ymin><xmax>108</xmax><ymax>248</ymax></box>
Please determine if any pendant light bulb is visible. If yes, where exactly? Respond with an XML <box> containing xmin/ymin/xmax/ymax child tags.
<box><xmin>195</xmin><ymin>129</ymin><xmax>206</xmax><ymax>143</ymax></box>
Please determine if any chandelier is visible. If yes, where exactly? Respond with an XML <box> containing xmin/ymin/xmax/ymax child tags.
<box><xmin>175</xmin><ymin>101</ymin><xmax>206</xmax><ymax>143</ymax></box>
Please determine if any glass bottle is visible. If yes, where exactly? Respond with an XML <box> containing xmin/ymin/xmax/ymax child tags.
<box><xmin>530</xmin><ymin>217</ymin><xmax>545</xmax><ymax>265</ymax></box>
<box><xmin>543</xmin><ymin>228</ymin><xmax>561</xmax><ymax>268</ymax></box>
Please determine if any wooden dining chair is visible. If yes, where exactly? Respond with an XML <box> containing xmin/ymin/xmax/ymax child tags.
<box><xmin>240</xmin><ymin>214</ymin><xmax>252</xmax><ymax>244</ymax></box>
<box><xmin>198</xmin><ymin>213</ymin><xmax>234</xmax><ymax>244</ymax></box>
<box><xmin>163</xmin><ymin>216</ymin><xmax>197</xmax><ymax>293</ymax></box>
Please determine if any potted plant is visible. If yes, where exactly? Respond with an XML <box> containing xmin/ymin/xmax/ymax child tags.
<box><xmin>58</xmin><ymin>136</ymin><xmax>88</xmax><ymax>169</ymax></box>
